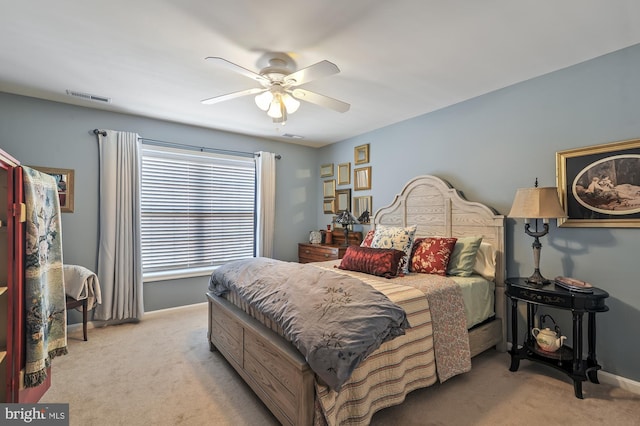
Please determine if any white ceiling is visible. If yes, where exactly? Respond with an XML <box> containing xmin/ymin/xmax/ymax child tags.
<box><xmin>2</xmin><ymin>1</ymin><xmax>640</xmax><ymax>147</ymax></box>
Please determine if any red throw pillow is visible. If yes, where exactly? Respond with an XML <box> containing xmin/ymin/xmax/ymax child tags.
<box><xmin>360</xmin><ymin>229</ymin><xmax>375</xmax><ymax>247</ymax></box>
<box><xmin>410</xmin><ymin>237</ymin><xmax>458</xmax><ymax>275</ymax></box>
<box><xmin>338</xmin><ymin>246</ymin><xmax>406</xmax><ymax>278</ymax></box>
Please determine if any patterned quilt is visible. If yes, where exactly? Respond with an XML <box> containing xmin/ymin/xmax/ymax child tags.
<box><xmin>209</xmin><ymin>257</ymin><xmax>410</xmax><ymax>391</ymax></box>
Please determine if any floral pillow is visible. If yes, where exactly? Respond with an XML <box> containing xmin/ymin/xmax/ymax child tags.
<box><xmin>410</xmin><ymin>237</ymin><xmax>458</xmax><ymax>275</ymax></box>
<box><xmin>337</xmin><ymin>246</ymin><xmax>406</xmax><ymax>279</ymax></box>
<box><xmin>370</xmin><ymin>225</ymin><xmax>417</xmax><ymax>274</ymax></box>
<box><xmin>360</xmin><ymin>229</ymin><xmax>375</xmax><ymax>247</ymax></box>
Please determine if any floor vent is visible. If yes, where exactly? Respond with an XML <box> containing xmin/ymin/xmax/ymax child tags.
<box><xmin>66</xmin><ymin>90</ymin><xmax>112</xmax><ymax>103</ymax></box>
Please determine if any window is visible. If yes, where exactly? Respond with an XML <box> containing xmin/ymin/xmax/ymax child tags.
<box><xmin>140</xmin><ymin>146</ymin><xmax>256</xmax><ymax>280</ymax></box>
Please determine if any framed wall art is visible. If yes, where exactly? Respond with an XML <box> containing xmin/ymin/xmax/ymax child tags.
<box><xmin>556</xmin><ymin>138</ymin><xmax>640</xmax><ymax>227</ymax></box>
<box><xmin>323</xmin><ymin>199</ymin><xmax>335</xmax><ymax>214</ymax></box>
<box><xmin>338</xmin><ymin>162</ymin><xmax>351</xmax><ymax>185</ymax></box>
<box><xmin>30</xmin><ymin>166</ymin><xmax>75</xmax><ymax>213</ymax></box>
<box><xmin>354</xmin><ymin>166</ymin><xmax>371</xmax><ymax>191</ymax></box>
<box><xmin>354</xmin><ymin>144</ymin><xmax>369</xmax><ymax>165</ymax></box>
<box><xmin>323</xmin><ymin>179</ymin><xmax>336</xmax><ymax>198</ymax></box>
<box><xmin>335</xmin><ymin>188</ymin><xmax>351</xmax><ymax>212</ymax></box>
<box><xmin>320</xmin><ymin>163</ymin><xmax>334</xmax><ymax>178</ymax></box>
<box><xmin>353</xmin><ymin>196</ymin><xmax>372</xmax><ymax>223</ymax></box>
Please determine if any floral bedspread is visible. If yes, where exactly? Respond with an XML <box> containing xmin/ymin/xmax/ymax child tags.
<box><xmin>209</xmin><ymin>257</ymin><xmax>409</xmax><ymax>391</ymax></box>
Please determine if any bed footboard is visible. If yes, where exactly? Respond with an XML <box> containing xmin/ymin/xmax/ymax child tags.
<box><xmin>207</xmin><ymin>292</ymin><xmax>315</xmax><ymax>426</ymax></box>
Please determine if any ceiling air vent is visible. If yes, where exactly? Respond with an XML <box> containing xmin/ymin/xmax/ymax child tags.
<box><xmin>282</xmin><ymin>133</ymin><xmax>304</xmax><ymax>139</ymax></box>
<box><xmin>66</xmin><ymin>90</ymin><xmax>111</xmax><ymax>104</ymax></box>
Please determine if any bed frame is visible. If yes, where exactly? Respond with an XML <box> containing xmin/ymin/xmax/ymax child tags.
<box><xmin>207</xmin><ymin>175</ymin><xmax>506</xmax><ymax>426</ymax></box>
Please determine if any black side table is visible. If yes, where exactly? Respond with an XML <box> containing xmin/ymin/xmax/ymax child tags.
<box><xmin>505</xmin><ymin>277</ymin><xmax>609</xmax><ymax>399</ymax></box>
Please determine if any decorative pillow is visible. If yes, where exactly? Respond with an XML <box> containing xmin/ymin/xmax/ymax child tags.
<box><xmin>337</xmin><ymin>246</ymin><xmax>406</xmax><ymax>279</ymax></box>
<box><xmin>410</xmin><ymin>237</ymin><xmax>457</xmax><ymax>275</ymax></box>
<box><xmin>370</xmin><ymin>225</ymin><xmax>417</xmax><ymax>274</ymax></box>
<box><xmin>473</xmin><ymin>242</ymin><xmax>497</xmax><ymax>280</ymax></box>
<box><xmin>447</xmin><ymin>236</ymin><xmax>483</xmax><ymax>277</ymax></box>
<box><xmin>360</xmin><ymin>229</ymin><xmax>375</xmax><ymax>247</ymax></box>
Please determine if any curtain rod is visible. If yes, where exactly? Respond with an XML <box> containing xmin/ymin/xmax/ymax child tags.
<box><xmin>92</xmin><ymin>129</ymin><xmax>281</xmax><ymax>159</ymax></box>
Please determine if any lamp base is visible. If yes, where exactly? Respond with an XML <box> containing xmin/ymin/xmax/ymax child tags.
<box><xmin>526</xmin><ymin>269</ymin><xmax>550</xmax><ymax>287</ymax></box>
<box><xmin>342</xmin><ymin>228</ymin><xmax>350</xmax><ymax>247</ymax></box>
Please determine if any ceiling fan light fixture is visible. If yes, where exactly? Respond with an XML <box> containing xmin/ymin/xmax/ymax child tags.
<box><xmin>267</xmin><ymin>94</ymin><xmax>284</xmax><ymax>119</ymax></box>
<box><xmin>282</xmin><ymin>93</ymin><xmax>300</xmax><ymax>114</ymax></box>
<box><xmin>254</xmin><ymin>90</ymin><xmax>273</xmax><ymax>111</ymax></box>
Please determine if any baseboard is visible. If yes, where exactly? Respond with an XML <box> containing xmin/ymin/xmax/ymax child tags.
<box><xmin>505</xmin><ymin>342</ymin><xmax>640</xmax><ymax>395</ymax></box>
<box><xmin>66</xmin><ymin>302</ymin><xmax>208</xmax><ymax>333</ymax></box>
<box><xmin>145</xmin><ymin>301</ymin><xmax>208</xmax><ymax>316</ymax></box>
<box><xmin>599</xmin><ymin>371</ymin><xmax>640</xmax><ymax>395</ymax></box>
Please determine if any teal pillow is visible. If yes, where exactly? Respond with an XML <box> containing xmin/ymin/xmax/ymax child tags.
<box><xmin>447</xmin><ymin>236</ymin><xmax>483</xmax><ymax>277</ymax></box>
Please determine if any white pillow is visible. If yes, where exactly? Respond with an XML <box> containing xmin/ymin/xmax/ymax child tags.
<box><xmin>473</xmin><ymin>242</ymin><xmax>496</xmax><ymax>280</ymax></box>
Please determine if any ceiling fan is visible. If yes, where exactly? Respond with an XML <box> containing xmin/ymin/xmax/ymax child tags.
<box><xmin>201</xmin><ymin>52</ymin><xmax>350</xmax><ymax>124</ymax></box>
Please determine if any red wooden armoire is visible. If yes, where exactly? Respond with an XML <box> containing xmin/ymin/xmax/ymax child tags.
<box><xmin>1</xmin><ymin>148</ymin><xmax>50</xmax><ymax>402</ymax></box>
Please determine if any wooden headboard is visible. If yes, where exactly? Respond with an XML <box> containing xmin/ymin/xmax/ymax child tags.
<box><xmin>373</xmin><ymin>175</ymin><xmax>506</xmax><ymax>349</ymax></box>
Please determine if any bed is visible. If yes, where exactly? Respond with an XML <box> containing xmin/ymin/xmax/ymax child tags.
<box><xmin>206</xmin><ymin>175</ymin><xmax>506</xmax><ymax>425</ymax></box>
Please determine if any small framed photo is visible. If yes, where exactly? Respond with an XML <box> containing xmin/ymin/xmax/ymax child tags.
<box><xmin>354</xmin><ymin>144</ymin><xmax>369</xmax><ymax>165</ymax></box>
<box><xmin>30</xmin><ymin>166</ymin><xmax>75</xmax><ymax>213</ymax></box>
<box><xmin>323</xmin><ymin>179</ymin><xmax>336</xmax><ymax>198</ymax></box>
<box><xmin>556</xmin><ymin>138</ymin><xmax>640</xmax><ymax>227</ymax></box>
<box><xmin>353</xmin><ymin>196</ymin><xmax>372</xmax><ymax>223</ymax></box>
<box><xmin>354</xmin><ymin>166</ymin><xmax>371</xmax><ymax>191</ymax></box>
<box><xmin>323</xmin><ymin>199</ymin><xmax>335</xmax><ymax>214</ymax></box>
<box><xmin>320</xmin><ymin>163</ymin><xmax>334</xmax><ymax>178</ymax></box>
<box><xmin>338</xmin><ymin>163</ymin><xmax>351</xmax><ymax>185</ymax></box>
<box><xmin>335</xmin><ymin>188</ymin><xmax>351</xmax><ymax>212</ymax></box>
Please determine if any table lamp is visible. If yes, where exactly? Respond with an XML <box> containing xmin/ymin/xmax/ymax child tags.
<box><xmin>333</xmin><ymin>210</ymin><xmax>358</xmax><ymax>246</ymax></box>
<box><xmin>508</xmin><ymin>179</ymin><xmax>567</xmax><ymax>286</ymax></box>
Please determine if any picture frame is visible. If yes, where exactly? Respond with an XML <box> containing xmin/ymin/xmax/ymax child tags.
<box><xmin>323</xmin><ymin>179</ymin><xmax>336</xmax><ymax>198</ymax></box>
<box><xmin>556</xmin><ymin>138</ymin><xmax>640</xmax><ymax>227</ymax></box>
<box><xmin>354</xmin><ymin>144</ymin><xmax>369</xmax><ymax>165</ymax></box>
<box><xmin>30</xmin><ymin>166</ymin><xmax>75</xmax><ymax>213</ymax></box>
<box><xmin>354</xmin><ymin>166</ymin><xmax>371</xmax><ymax>191</ymax></box>
<box><xmin>353</xmin><ymin>196</ymin><xmax>372</xmax><ymax>223</ymax></box>
<box><xmin>320</xmin><ymin>163</ymin><xmax>334</xmax><ymax>178</ymax></box>
<box><xmin>323</xmin><ymin>199</ymin><xmax>335</xmax><ymax>214</ymax></box>
<box><xmin>335</xmin><ymin>188</ymin><xmax>351</xmax><ymax>212</ymax></box>
<box><xmin>337</xmin><ymin>162</ymin><xmax>351</xmax><ymax>185</ymax></box>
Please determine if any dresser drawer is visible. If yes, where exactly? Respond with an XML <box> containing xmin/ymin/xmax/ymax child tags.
<box><xmin>298</xmin><ymin>243</ymin><xmax>344</xmax><ymax>263</ymax></box>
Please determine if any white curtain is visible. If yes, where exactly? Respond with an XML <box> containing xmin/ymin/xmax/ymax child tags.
<box><xmin>94</xmin><ymin>130</ymin><xmax>144</xmax><ymax>322</ymax></box>
<box><xmin>255</xmin><ymin>151</ymin><xmax>277</xmax><ymax>258</ymax></box>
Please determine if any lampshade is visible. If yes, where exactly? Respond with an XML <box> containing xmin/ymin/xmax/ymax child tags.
<box><xmin>508</xmin><ymin>187</ymin><xmax>567</xmax><ymax>219</ymax></box>
<box><xmin>254</xmin><ymin>91</ymin><xmax>273</xmax><ymax>111</ymax></box>
<box><xmin>282</xmin><ymin>93</ymin><xmax>300</xmax><ymax>113</ymax></box>
<box><xmin>334</xmin><ymin>210</ymin><xmax>358</xmax><ymax>226</ymax></box>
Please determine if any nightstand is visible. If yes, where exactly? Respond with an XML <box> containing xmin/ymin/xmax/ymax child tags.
<box><xmin>505</xmin><ymin>277</ymin><xmax>609</xmax><ymax>398</ymax></box>
<box><xmin>298</xmin><ymin>243</ymin><xmax>347</xmax><ymax>263</ymax></box>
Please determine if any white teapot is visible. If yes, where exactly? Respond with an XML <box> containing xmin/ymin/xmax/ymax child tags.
<box><xmin>531</xmin><ymin>327</ymin><xmax>567</xmax><ymax>352</ymax></box>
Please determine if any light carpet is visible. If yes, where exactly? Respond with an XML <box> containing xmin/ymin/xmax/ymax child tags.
<box><xmin>41</xmin><ymin>303</ymin><xmax>640</xmax><ymax>425</ymax></box>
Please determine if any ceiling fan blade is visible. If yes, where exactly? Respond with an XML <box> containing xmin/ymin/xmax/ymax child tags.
<box><xmin>201</xmin><ymin>87</ymin><xmax>265</xmax><ymax>105</ymax></box>
<box><xmin>291</xmin><ymin>88</ymin><xmax>350</xmax><ymax>113</ymax></box>
<box><xmin>205</xmin><ymin>57</ymin><xmax>270</xmax><ymax>85</ymax></box>
<box><xmin>284</xmin><ymin>60</ymin><xmax>340</xmax><ymax>87</ymax></box>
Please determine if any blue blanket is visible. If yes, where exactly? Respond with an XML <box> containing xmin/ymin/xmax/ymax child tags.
<box><xmin>209</xmin><ymin>257</ymin><xmax>409</xmax><ymax>391</ymax></box>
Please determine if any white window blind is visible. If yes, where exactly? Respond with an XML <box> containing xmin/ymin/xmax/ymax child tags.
<box><xmin>140</xmin><ymin>146</ymin><xmax>256</xmax><ymax>277</ymax></box>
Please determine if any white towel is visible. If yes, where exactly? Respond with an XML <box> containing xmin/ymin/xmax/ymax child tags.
<box><xmin>64</xmin><ymin>264</ymin><xmax>102</xmax><ymax>310</ymax></box>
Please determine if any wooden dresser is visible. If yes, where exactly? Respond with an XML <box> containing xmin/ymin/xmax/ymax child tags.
<box><xmin>298</xmin><ymin>231</ymin><xmax>362</xmax><ymax>263</ymax></box>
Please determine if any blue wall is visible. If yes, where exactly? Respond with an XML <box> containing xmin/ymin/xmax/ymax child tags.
<box><xmin>317</xmin><ymin>44</ymin><xmax>640</xmax><ymax>382</ymax></box>
<box><xmin>0</xmin><ymin>93</ymin><xmax>316</xmax><ymax>315</ymax></box>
